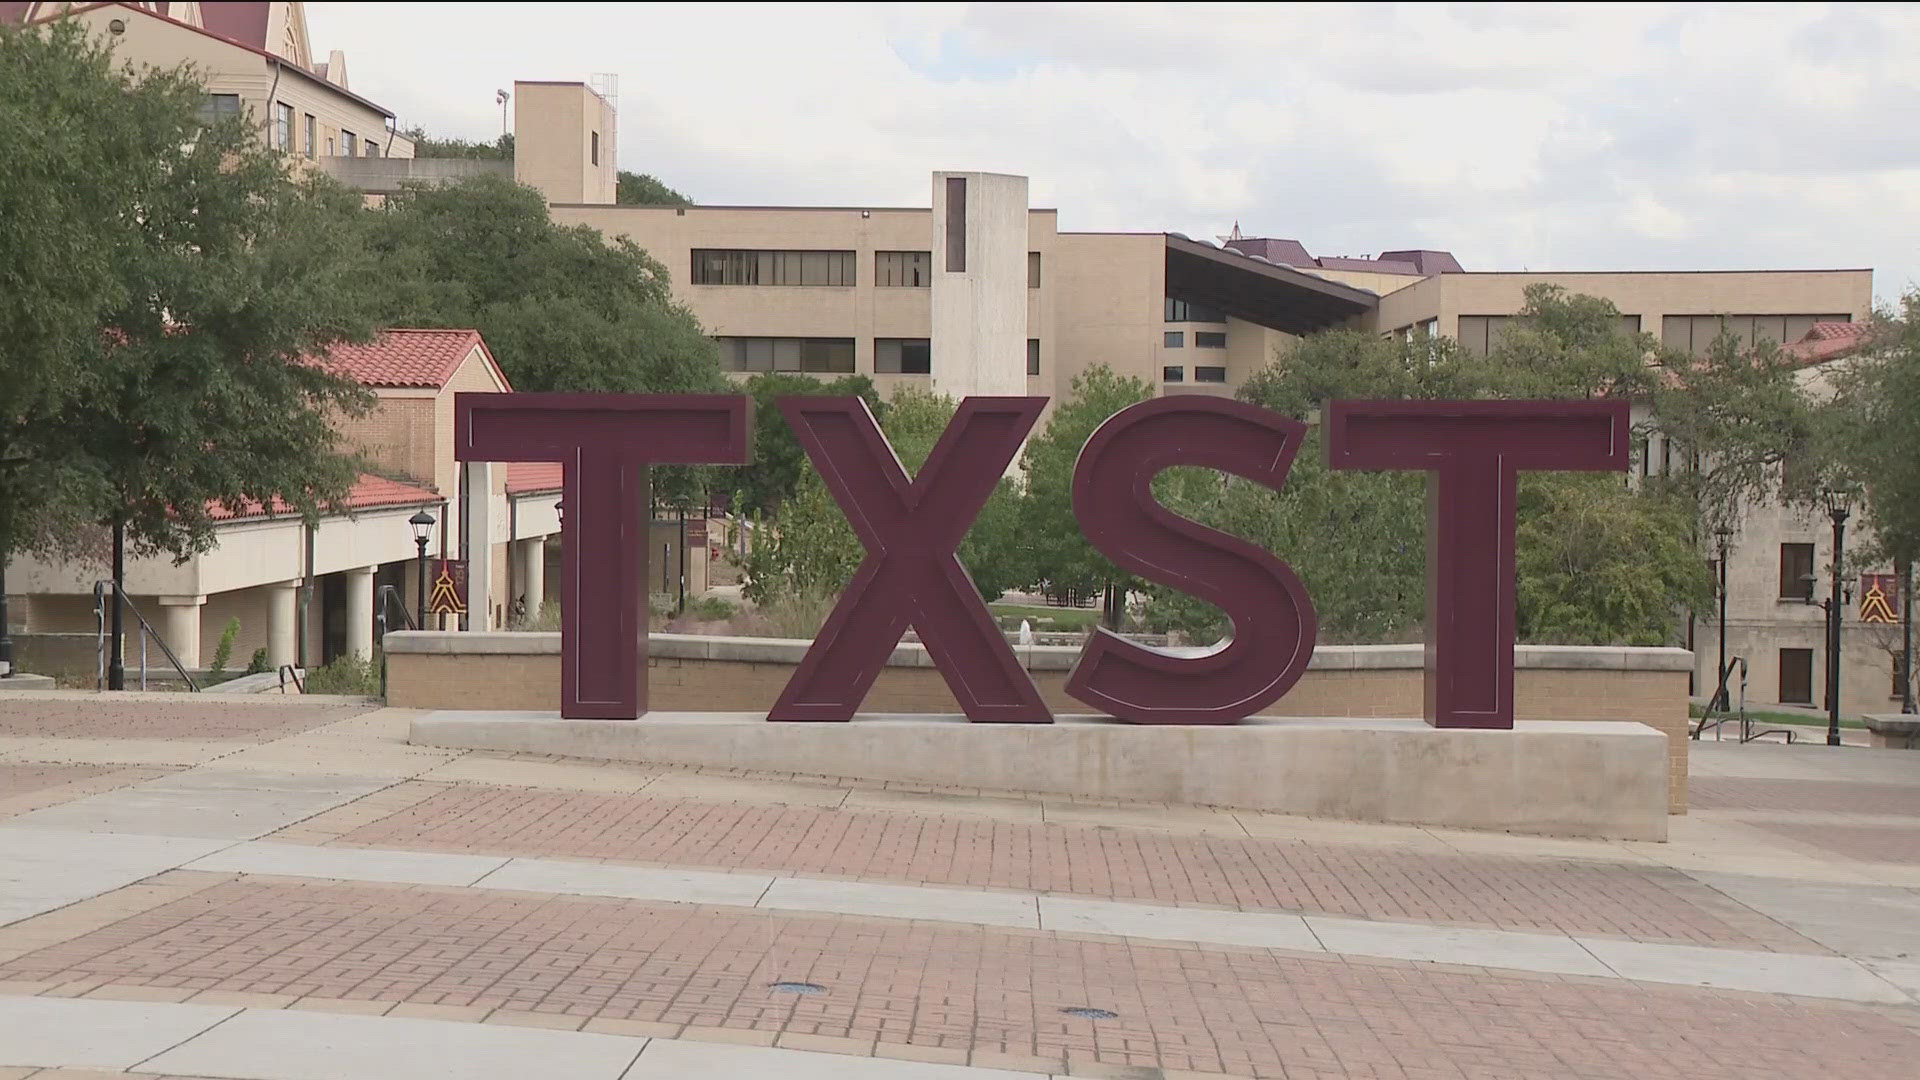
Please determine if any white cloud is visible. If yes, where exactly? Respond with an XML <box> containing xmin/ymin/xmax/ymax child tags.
<box><xmin>306</xmin><ymin>1</ymin><xmax>1920</xmax><ymax>301</ymax></box>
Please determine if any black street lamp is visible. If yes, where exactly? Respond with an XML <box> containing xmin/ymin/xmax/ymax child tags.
<box><xmin>1714</xmin><ymin>525</ymin><xmax>1735</xmax><ymax>711</ymax></box>
<box><xmin>1822</xmin><ymin>490</ymin><xmax>1852</xmax><ymax>747</ymax></box>
<box><xmin>409</xmin><ymin>509</ymin><xmax>436</xmax><ymax>626</ymax></box>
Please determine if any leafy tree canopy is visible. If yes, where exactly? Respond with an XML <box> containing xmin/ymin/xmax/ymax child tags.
<box><xmin>365</xmin><ymin>173</ymin><xmax>722</xmax><ymax>396</ymax></box>
<box><xmin>743</xmin><ymin>388</ymin><xmax>1028</xmax><ymax>605</ymax></box>
<box><xmin>402</xmin><ymin>128</ymin><xmax>514</xmax><ymax>160</ymax></box>
<box><xmin>617</xmin><ymin>170</ymin><xmax>692</xmax><ymax>206</ymax></box>
<box><xmin>734</xmin><ymin>372</ymin><xmax>883</xmax><ymax>517</ymax></box>
<box><xmin>1148</xmin><ymin>287</ymin><xmax>1725</xmax><ymax>646</ymax></box>
<box><xmin>1019</xmin><ymin>366</ymin><xmax>1155</xmax><ymax>602</ymax></box>
<box><xmin>1</xmin><ymin>21</ymin><xmax>379</xmax><ymax>563</ymax></box>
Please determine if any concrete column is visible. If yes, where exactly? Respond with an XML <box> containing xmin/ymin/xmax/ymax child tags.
<box><xmin>464</xmin><ymin>462</ymin><xmax>495</xmax><ymax>630</ymax></box>
<box><xmin>516</xmin><ymin>538</ymin><xmax>545</xmax><ymax>622</ymax></box>
<box><xmin>930</xmin><ymin>170</ymin><xmax>1030</xmax><ymax>400</ymax></box>
<box><xmin>345</xmin><ymin>566</ymin><xmax>376</xmax><ymax>660</ymax></box>
<box><xmin>266</xmin><ymin>580</ymin><xmax>300</xmax><ymax>669</ymax></box>
<box><xmin>156</xmin><ymin>596</ymin><xmax>206</xmax><ymax>670</ymax></box>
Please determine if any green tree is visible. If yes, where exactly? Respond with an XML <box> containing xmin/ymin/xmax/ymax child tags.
<box><xmin>1019</xmin><ymin>366</ymin><xmax>1154</xmax><ymax>621</ymax></box>
<box><xmin>735</xmin><ymin>372</ymin><xmax>884</xmax><ymax>516</ymax></box>
<box><xmin>367</xmin><ymin>174</ymin><xmax>722</xmax><ymax>395</ymax></box>
<box><xmin>617</xmin><ymin>170</ymin><xmax>692</xmax><ymax>206</ymax></box>
<box><xmin>1147</xmin><ymin>287</ymin><xmax>1733</xmax><ymax>646</ymax></box>
<box><xmin>0</xmin><ymin>21</ymin><xmax>175</xmax><ymax>569</ymax></box>
<box><xmin>364</xmin><ymin>174</ymin><xmax>726</xmax><ymax>506</ymax></box>
<box><xmin>2</xmin><ymin>21</ymin><xmax>378</xmax><ymax>567</ymax></box>
<box><xmin>402</xmin><ymin>128</ymin><xmax>513</xmax><ymax>160</ymax></box>
<box><xmin>743</xmin><ymin>388</ymin><xmax>1028</xmax><ymax>604</ymax></box>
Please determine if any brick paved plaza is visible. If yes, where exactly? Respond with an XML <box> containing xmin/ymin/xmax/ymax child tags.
<box><xmin>1</xmin><ymin>691</ymin><xmax>1918</xmax><ymax>1079</ymax></box>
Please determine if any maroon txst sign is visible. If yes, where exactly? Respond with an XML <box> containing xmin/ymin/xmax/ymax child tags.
<box><xmin>456</xmin><ymin>392</ymin><xmax>1629</xmax><ymax>729</ymax></box>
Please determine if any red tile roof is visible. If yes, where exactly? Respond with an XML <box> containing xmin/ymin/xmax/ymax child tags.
<box><xmin>504</xmin><ymin>462</ymin><xmax>563</xmax><ymax>495</ymax></box>
<box><xmin>1783</xmin><ymin>320</ymin><xmax>1872</xmax><ymax>365</ymax></box>
<box><xmin>317</xmin><ymin>329</ymin><xmax>510</xmax><ymax>390</ymax></box>
<box><xmin>207</xmin><ymin>474</ymin><xmax>440</xmax><ymax>522</ymax></box>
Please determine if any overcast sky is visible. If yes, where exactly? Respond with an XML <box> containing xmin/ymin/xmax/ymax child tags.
<box><xmin>309</xmin><ymin>2</ymin><xmax>1920</xmax><ymax>301</ymax></box>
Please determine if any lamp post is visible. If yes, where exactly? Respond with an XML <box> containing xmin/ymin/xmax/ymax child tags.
<box><xmin>1823</xmin><ymin>491</ymin><xmax>1852</xmax><ymax>747</ymax></box>
<box><xmin>409</xmin><ymin>509</ymin><xmax>435</xmax><ymax>627</ymax></box>
<box><xmin>1713</xmin><ymin>526</ymin><xmax>1734</xmax><ymax>710</ymax></box>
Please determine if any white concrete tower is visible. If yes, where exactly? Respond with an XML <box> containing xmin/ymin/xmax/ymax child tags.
<box><xmin>930</xmin><ymin>171</ymin><xmax>1030</xmax><ymax>399</ymax></box>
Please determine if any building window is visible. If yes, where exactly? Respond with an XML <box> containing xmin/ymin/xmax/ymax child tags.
<box><xmin>1780</xmin><ymin>543</ymin><xmax>1815</xmax><ymax>600</ymax></box>
<box><xmin>1455</xmin><ymin>314</ymin><xmax>1514</xmax><ymax>356</ymax></box>
<box><xmin>945</xmin><ymin>177</ymin><xmax>966</xmax><ymax>272</ymax></box>
<box><xmin>1164</xmin><ymin>332</ymin><xmax>1184</xmax><ymax>348</ymax></box>
<box><xmin>1028</xmin><ymin>252</ymin><xmax>1041</xmax><ymax>288</ymax></box>
<box><xmin>365</xmin><ymin>140</ymin><xmax>379</xmax><ymax>157</ymax></box>
<box><xmin>718</xmin><ymin>337</ymin><xmax>855</xmax><ymax>373</ymax></box>
<box><xmin>303</xmin><ymin>113</ymin><xmax>316</xmax><ymax>157</ymax></box>
<box><xmin>590</xmin><ymin>131</ymin><xmax>599</xmax><ymax>166</ymax></box>
<box><xmin>1165</xmin><ymin>297</ymin><xmax>1225</xmax><ymax>323</ymax></box>
<box><xmin>274</xmin><ymin>102</ymin><xmax>292</xmax><ymax>149</ymax></box>
<box><xmin>875</xmin><ymin>338</ymin><xmax>931</xmax><ymax>375</ymax></box>
<box><xmin>342</xmin><ymin>130</ymin><xmax>357</xmax><ymax>156</ymax></box>
<box><xmin>1026</xmin><ymin>339</ymin><xmax>1040</xmax><ymax>377</ymax></box>
<box><xmin>1162</xmin><ymin>366</ymin><xmax>1184</xmax><ymax>383</ymax></box>
<box><xmin>1195</xmin><ymin>331</ymin><xmax>1227</xmax><ymax>348</ymax></box>
<box><xmin>326</xmin><ymin>136</ymin><xmax>335</xmax><ymax>155</ymax></box>
<box><xmin>195</xmin><ymin>93</ymin><xmax>241</xmax><ymax>126</ymax></box>
<box><xmin>1779</xmin><ymin>648</ymin><xmax>1814</xmax><ymax>704</ymax></box>
<box><xmin>875</xmin><ymin>251</ymin><xmax>931</xmax><ymax>287</ymax></box>
<box><xmin>1661</xmin><ymin>314</ymin><xmax>1852</xmax><ymax>357</ymax></box>
<box><xmin>691</xmin><ymin>250</ymin><xmax>857</xmax><ymax>286</ymax></box>
<box><xmin>1195</xmin><ymin>366</ymin><xmax>1227</xmax><ymax>383</ymax></box>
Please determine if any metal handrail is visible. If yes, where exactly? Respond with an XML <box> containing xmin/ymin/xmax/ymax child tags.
<box><xmin>373</xmin><ymin>584</ymin><xmax>415</xmax><ymax>700</ymax></box>
<box><xmin>92</xmin><ymin>580</ymin><xmax>199</xmax><ymax>692</ymax></box>
<box><xmin>278</xmin><ymin>664</ymin><xmax>304</xmax><ymax>694</ymax></box>
<box><xmin>1692</xmin><ymin>658</ymin><xmax>1744</xmax><ymax>739</ymax></box>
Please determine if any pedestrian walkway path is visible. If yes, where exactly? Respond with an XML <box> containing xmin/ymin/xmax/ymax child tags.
<box><xmin>1</xmin><ymin>695</ymin><xmax>1918</xmax><ymax>1078</ymax></box>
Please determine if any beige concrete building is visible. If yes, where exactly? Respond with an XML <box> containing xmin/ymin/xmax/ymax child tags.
<box><xmin>1694</xmin><ymin>323</ymin><xmax>1913</xmax><ymax>720</ymax></box>
<box><xmin>530</xmin><ymin>175</ymin><xmax>1870</xmax><ymax>407</ymax></box>
<box><xmin>3</xmin><ymin>331</ymin><xmax>563</xmax><ymax>677</ymax></box>
<box><xmin>6</xmin><ymin>2</ymin><xmax>416</xmax><ymax>161</ymax></box>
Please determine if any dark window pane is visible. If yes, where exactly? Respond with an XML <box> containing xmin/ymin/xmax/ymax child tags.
<box><xmin>1779</xmin><ymin>648</ymin><xmax>1813</xmax><ymax>704</ymax></box>
<box><xmin>1195</xmin><ymin>331</ymin><xmax>1227</xmax><ymax>348</ymax></box>
<box><xmin>1026</xmin><ymin>339</ymin><xmax>1040</xmax><ymax>376</ymax></box>
<box><xmin>1195</xmin><ymin>366</ymin><xmax>1227</xmax><ymax>383</ymax></box>
<box><xmin>1780</xmin><ymin>543</ymin><xmax>1815</xmax><ymax>600</ymax></box>
<box><xmin>1162</xmin><ymin>366</ymin><xmax>1184</xmax><ymax>382</ymax></box>
<box><xmin>945</xmin><ymin>177</ymin><xmax>967</xmax><ymax>272</ymax></box>
<box><xmin>901</xmin><ymin>340</ymin><xmax>931</xmax><ymax>374</ymax></box>
<box><xmin>1164</xmin><ymin>332</ymin><xmax>1184</xmax><ymax>348</ymax></box>
<box><xmin>1028</xmin><ymin>252</ymin><xmax>1041</xmax><ymax>288</ymax></box>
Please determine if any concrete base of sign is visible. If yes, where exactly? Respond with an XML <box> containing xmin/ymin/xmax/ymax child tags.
<box><xmin>409</xmin><ymin>712</ymin><xmax>1671</xmax><ymax>841</ymax></box>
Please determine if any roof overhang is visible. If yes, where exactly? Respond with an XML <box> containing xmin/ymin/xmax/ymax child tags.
<box><xmin>1164</xmin><ymin>235</ymin><xmax>1378</xmax><ymax>335</ymax></box>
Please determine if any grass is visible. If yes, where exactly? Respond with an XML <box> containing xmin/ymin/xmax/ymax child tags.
<box><xmin>1689</xmin><ymin>702</ymin><xmax>1870</xmax><ymax>730</ymax></box>
<box><xmin>989</xmin><ymin>603</ymin><xmax>1100</xmax><ymax>631</ymax></box>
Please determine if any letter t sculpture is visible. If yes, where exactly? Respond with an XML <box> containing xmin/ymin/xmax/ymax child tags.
<box><xmin>1325</xmin><ymin>400</ymin><xmax>1631</xmax><ymax>729</ymax></box>
<box><xmin>456</xmin><ymin>393</ymin><xmax>751</xmax><ymax>720</ymax></box>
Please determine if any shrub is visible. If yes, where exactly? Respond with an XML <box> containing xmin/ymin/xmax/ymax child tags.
<box><xmin>303</xmin><ymin>654</ymin><xmax>379</xmax><ymax>696</ymax></box>
<box><xmin>209</xmin><ymin>617</ymin><xmax>240</xmax><ymax>674</ymax></box>
<box><xmin>246</xmin><ymin>648</ymin><xmax>269</xmax><ymax>675</ymax></box>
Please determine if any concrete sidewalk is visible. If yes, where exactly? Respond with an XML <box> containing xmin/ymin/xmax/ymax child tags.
<box><xmin>2</xmin><ymin>697</ymin><xmax>1919</xmax><ymax>1078</ymax></box>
